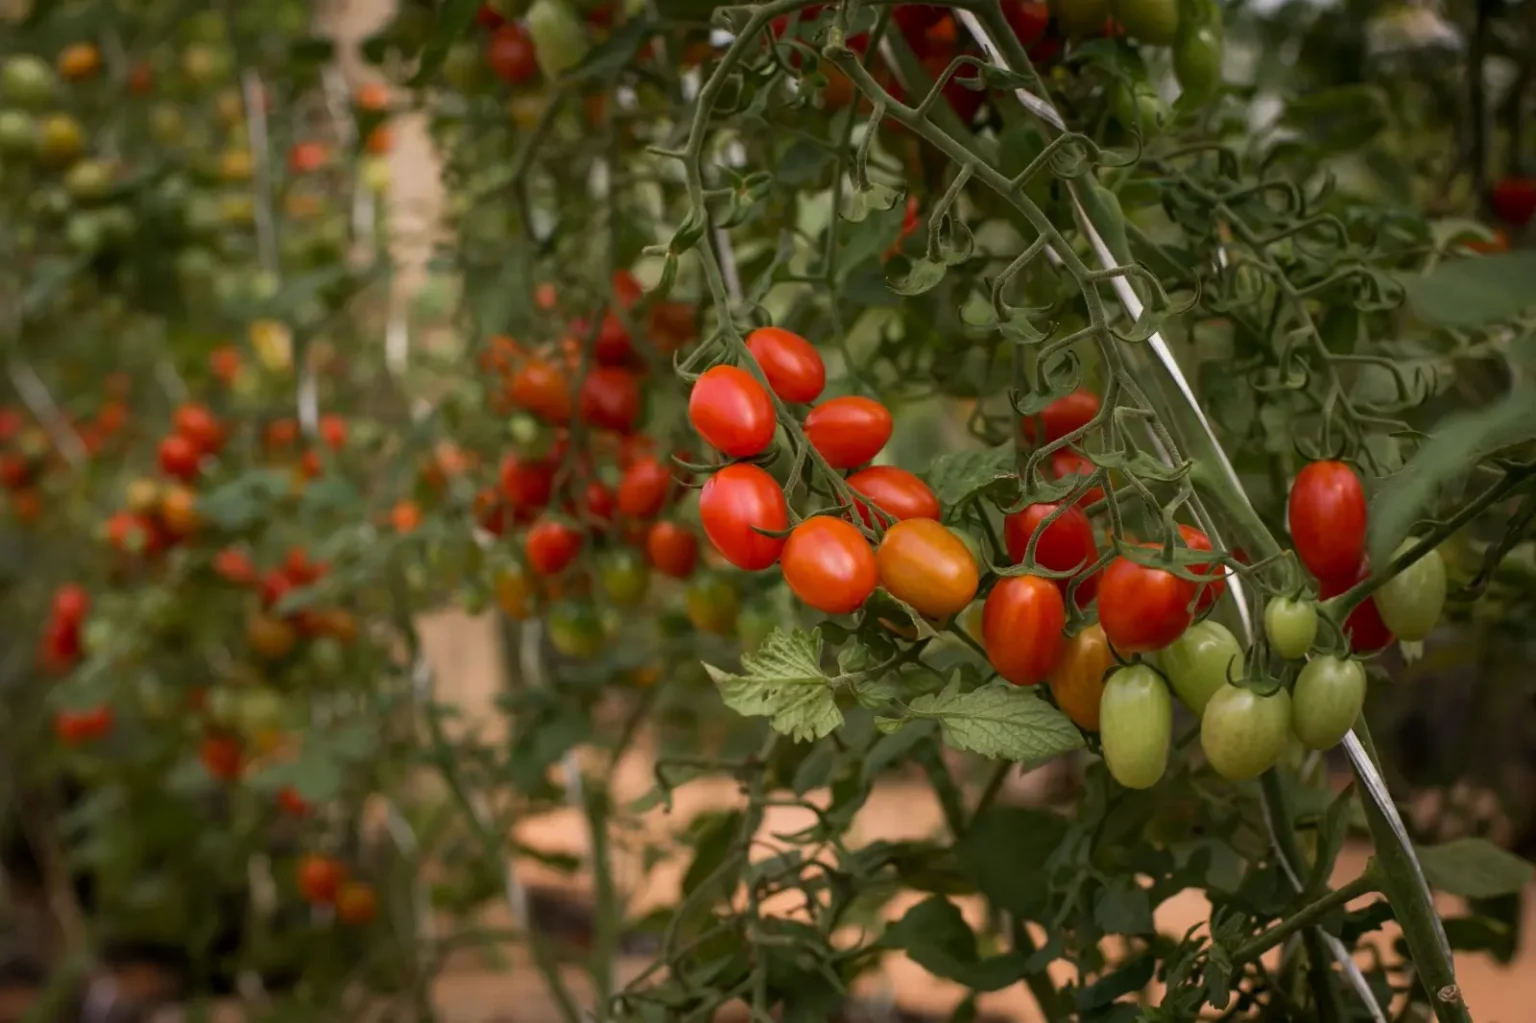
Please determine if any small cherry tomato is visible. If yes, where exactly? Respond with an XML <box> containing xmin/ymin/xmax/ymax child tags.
<box><xmin>804</xmin><ymin>396</ymin><xmax>892</xmax><ymax>469</ymax></box>
<box><xmin>618</xmin><ymin>456</ymin><xmax>673</xmax><ymax>519</ymax></box>
<box><xmin>214</xmin><ymin>547</ymin><xmax>257</xmax><ymax>584</ymax></box>
<box><xmin>297</xmin><ymin>854</ymin><xmax>346</xmax><ymax>905</ymax></box>
<box><xmin>646</xmin><ymin>521</ymin><xmax>699</xmax><ymax>578</ymax></box>
<box><xmin>1001</xmin><ymin>1</ymin><xmax>1052</xmax><ymax>46</ymax></box>
<box><xmin>1200</xmin><ymin>684</ymin><xmax>1292</xmax><ymax>781</ymax></box>
<box><xmin>687</xmin><ymin>575</ymin><xmax>741</xmax><ymax>635</ymax></box>
<box><xmin>548</xmin><ymin>601</ymin><xmax>604</xmax><ymax>658</ymax></box>
<box><xmin>781</xmin><ymin>516</ymin><xmax>878</xmax><ymax>615</ymax></box>
<box><xmin>525</xmin><ymin>518</ymin><xmax>583</xmax><ymax>575</ymax></box>
<box><xmin>982</xmin><ymin>575</ymin><xmax>1066</xmax><ymax>686</ymax></box>
<box><xmin>499</xmin><ymin>453</ymin><xmax>555</xmax><ymax>511</ymax></box>
<box><xmin>51</xmin><ymin>584</ymin><xmax>90</xmax><ymax>626</ymax></box>
<box><xmin>495</xmin><ymin>564</ymin><xmax>537</xmax><ymax>619</ymax></box>
<box><xmin>1022</xmin><ymin>388</ymin><xmax>1100</xmax><ymax>445</ymax></box>
<box><xmin>1319</xmin><ymin>560</ymin><xmax>1393</xmax><ymax>654</ymax></box>
<box><xmin>277</xmin><ymin>786</ymin><xmax>312</xmax><ymax>817</ymax></box>
<box><xmin>699</xmin><ymin>464</ymin><xmax>788</xmax><ymax>571</ymax></box>
<box><xmin>158</xmin><ymin>434</ymin><xmax>202</xmax><ymax>481</ymax></box>
<box><xmin>1097</xmin><ymin>553</ymin><xmax>1195</xmax><ymax>654</ymax></box>
<box><xmin>248</xmin><ymin>613</ymin><xmax>297</xmax><ymax>661</ymax></box>
<box><xmin>160</xmin><ymin>485</ymin><xmax>201</xmax><ymax>537</ymax></box>
<box><xmin>174</xmin><ymin>402</ymin><xmax>225</xmax><ymax>454</ymax></box>
<box><xmin>1490</xmin><ymin>176</ymin><xmax>1536</xmax><ymax>228</ymax></box>
<box><xmin>1291</xmin><ymin>655</ymin><xmax>1366</xmax><ymax>750</ymax></box>
<box><xmin>1288</xmin><ymin>461</ymin><xmax>1367</xmax><ymax>584</ymax></box>
<box><xmin>875</xmin><ymin>518</ymin><xmax>978</xmax><ymax>619</ymax></box>
<box><xmin>1115</xmin><ymin>0</ymin><xmax>1178</xmax><ymax>45</ymax></box>
<box><xmin>1047</xmin><ymin>623</ymin><xmax>1114</xmax><ymax>730</ymax></box>
<box><xmin>487</xmin><ymin>24</ymin><xmax>539</xmax><ymax>84</ymax></box>
<box><xmin>579</xmin><ymin>366</ymin><xmax>641</xmax><ymax>434</ymax></box>
<box><xmin>1049</xmin><ymin>449</ymin><xmax>1105</xmax><ymax>507</ymax></box>
<box><xmin>600</xmin><ymin>548</ymin><xmax>650</xmax><ymax>607</ymax></box>
<box><xmin>336</xmin><ymin>882</ymin><xmax>378</xmax><ymax>926</ymax></box>
<box><xmin>1264</xmin><ymin>596</ymin><xmax>1318</xmax><ymax>659</ymax></box>
<box><xmin>510</xmin><ymin>358</ymin><xmax>573</xmax><ymax>424</ymax></box>
<box><xmin>55</xmin><ymin>705</ymin><xmax>114</xmax><ymax>745</ymax></box>
<box><xmin>1156</xmin><ymin>619</ymin><xmax>1243</xmax><ymax>716</ymax></box>
<box><xmin>688</xmin><ymin>365</ymin><xmax>776</xmax><ymax>457</ymax></box>
<box><xmin>846</xmin><ymin>465</ymin><xmax>941</xmax><ymax>524</ymax></box>
<box><xmin>1374</xmin><ymin>538</ymin><xmax>1447</xmax><ymax>642</ymax></box>
<box><xmin>1098</xmin><ymin>664</ymin><xmax>1171</xmax><ymax>789</ymax></box>
<box><xmin>1177</xmin><ymin>524</ymin><xmax>1227</xmax><ymax>611</ymax></box>
<box><xmin>199</xmin><ymin>733</ymin><xmax>244</xmax><ymax>781</ymax></box>
<box><xmin>1003</xmin><ymin>502</ymin><xmax>1097</xmax><ymax>583</ymax></box>
<box><xmin>745</xmin><ymin>326</ymin><xmax>826</xmax><ymax>404</ymax></box>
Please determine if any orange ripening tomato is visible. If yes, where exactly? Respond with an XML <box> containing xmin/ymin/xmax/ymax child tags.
<box><xmin>336</xmin><ymin>882</ymin><xmax>378</xmax><ymax>926</ymax></box>
<box><xmin>982</xmin><ymin>575</ymin><xmax>1066</xmax><ymax>685</ymax></box>
<box><xmin>876</xmin><ymin>519</ymin><xmax>978</xmax><ymax>618</ymax></box>
<box><xmin>354</xmin><ymin>81</ymin><xmax>390</xmax><ymax>111</ymax></box>
<box><xmin>804</xmin><ymin>396</ymin><xmax>893</xmax><ymax>469</ymax></box>
<box><xmin>288</xmin><ymin>141</ymin><xmax>329</xmax><ymax>174</ymax></box>
<box><xmin>782</xmin><ymin>517</ymin><xmax>878</xmax><ymax>615</ymax></box>
<box><xmin>1047</xmin><ymin>624</ymin><xmax>1113</xmax><ymax>730</ymax></box>
<box><xmin>390</xmin><ymin>500</ymin><xmax>422</xmax><ymax>533</ymax></box>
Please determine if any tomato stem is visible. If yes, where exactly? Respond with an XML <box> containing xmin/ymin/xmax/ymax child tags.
<box><xmin>1229</xmin><ymin>871</ymin><xmax>1378</xmax><ymax>966</ymax></box>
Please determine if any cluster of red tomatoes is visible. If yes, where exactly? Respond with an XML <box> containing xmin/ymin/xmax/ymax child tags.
<box><xmin>0</xmin><ymin>388</ymin><xmax>130</xmax><ymax>524</ymax></box>
<box><xmin>39</xmin><ymin>584</ymin><xmax>90</xmax><ymax>676</ymax></box>
<box><xmin>296</xmin><ymin>852</ymin><xmax>377</xmax><ymax>927</ymax></box>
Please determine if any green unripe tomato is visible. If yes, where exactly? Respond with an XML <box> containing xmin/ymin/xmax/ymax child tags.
<box><xmin>526</xmin><ymin>0</ymin><xmax>590</xmax><ymax>79</ymax></box>
<box><xmin>1173</xmin><ymin>25</ymin><xmax>1223</xmax><ymax>104</ymax></box>
<box><xmin>66</xmin><ymin>215</ymin><xmax>103</xmax><ymax>255</ymax></box>
<box><xmin>1290</xmin><ymin>655</ymin><xmax>1366</xmax><ymax>750</ymax></box>
<box><xmin>1098</xmin><ymin>665</ymin><xmax>1172</xmax><ymax>790</ymax></box>
<box><xmin>1374</xmin><ymin>538</ymin><xmax>1447</xmax><ymax>642</ymax></box>
<box><xmin>1051</xmin><ymin>0</ymin><xmax>1112</xmax><ymax>39</ymax></box>
<box><xmin>1115</xmin><ymin>0</ymin><xmax>1179</xmax><ymax>45</ymax></box>
<box><xmin>1156</xmin><ymin>619</ymin><xmax>1243</xmax><ymax>716</ymax></box>
<box><xmin>600</xmin><ymin>549</ymin><xmax>650</xmax><ymax>607</ymax></box>
<box><xmin>308</xmin><ymin>636</ymin><xmax>347</xmax><ymax>675</ymax></box>
<box><xmin>1264</xmin><ymin>596</ymin><xmax>1318</xmax><ymax>659</ymax></box>
<box><xmin>549</xmin><ymin>601</ymin><xmax>604</xmax><ymax>658</ymax></box>
<box><xmin>736</xmin><ymin>607</ymin><xmax>778</xmax><ymax>653</ymax></box>
<box><xmin>65</xmin><ymin>159</ymin><xmax>114</xmax><ymax>204</ymax></box>
<box><xmin>0</xmin><ymin>110</ymin><xmax>37</xmax><ymax>157</ymax></box>
<box><xmin>233</xmin><ymin>687</ymin><xmax>286</xmax><ymax>740</ymax></box>
<box><xmin>1200</xmin><ymin>684</ymin><xmax>1292</xmax><ymax>781</ymax></box>
<box><xmin>686</xmin><ymin>575</ymin><xmax>740</xmax><ymax>636</ymax></box>
<box><xmin>2</xmin><ymin>54</ymin><xmax>57</xmax><ymax>108</ymax></box>
<box><xmin>1114</xmin><ymin>80</ymin><xmax>1168</xmax><ymax>137</ymax></box>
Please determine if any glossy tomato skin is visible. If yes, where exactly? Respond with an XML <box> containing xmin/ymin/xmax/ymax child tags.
<box><xmin>1003</xmin><ymin>502</ymin><xmax>1096</xmax><ymax>581</ymax></box>
<box><xmin>846</xmin><ymin>466</ymin><xmax>940</xmax><ymax>524</ymax></box>
<box><xmin>1048</xmin><ymin>623</ymin><xmax>1114</xmax><ymax>730</ymax></box>
<box><xmin>781</xmin><ymin>516</ymin><xmax>878</xmax><ymax>614</ymax></box>
<box><xmin>875</xmin><ymin>519</ymin><xmax>978</xmax><ymax>618</ymax></box>
<box><xmin>579</xmin><ymin>366</ymin><xmax>641</xmax><ymax>434</ymax></box>
<box><xmin>1374</xmin><ymin>538</ymin><xmax>1447</xmax><ymax>642</ymax></box>
<box><xmin>1291</xmin><ymin>655</ymin><xmax>1366</xmax><ymax>750</ymax></box>
<box><xmin>982</xmin><ymin>575</ymin><xmax>1066</xmax><ymax>685</ymax></box>
<box><xmin>525</xmin><ymin>518</ymin><xmax>583</xmax><ymax>575</ymax></box>
<box><xmin>158</xmin><ymin>434</ymin><xmax>201</xmax><ymax>481</ymax></box>
<box><xmin>745</xmin><ymin>326</ymin><xmax>826</xmax><ymax>404</ymax></box>
<box><xmin>617</xmin><ymin>456</ymin><xmax>672</xmax><ymax>518</ymax></box>
<box><xmin>1264</xmin><ymin>596</ymin><xmax>1318</xmax><ymax>659</ymax></box>
<box><xmin>1288</xmin><ymin>461</ymin><xmax>1367</xmax><ymax>584</ymax></box>
<box><xmin>487</xmin><ymin>24</ymin><xmax>538</xmax><ymax>83</ymax></box>
<box><xmin>1201</xmin><ymin>684</ymin><xmax>1292</xmax><ymax>781</ymax></box>
<box><xmin>1319</xmin><ymin>561</ymin><xmax>1394</xmax><ymax>654</ymax></box>
<box><xmin>510</xmin><ymin>358</ymin><xmax>572</xmax><ymax>424</ymax></box>
<box><xmin>1022</xmin><ymin>388</ymin><xmax>1100</xmax><ymax>444</ymax></box>
<box><xmin>174</xmin><ymin>403</ymin><xmax>225</xmax><ymax>453</ymax></box>
<box><xmin>698</xmin><ymin>463</ymin><xmax>788</xmax><ymax>571</ymax></box>
<box><xmin>646</xmin><ymin>520</ymin><xmax>699</xmax><ymax>578</ymax></box>
<box><xmin>688</xmin><ymin>365</ymin><xmax>776</xmax><ymax>458</ymax></box>
<box><xmin>1177</xmin><ymin>524</ymin><xmax>1226</xmax><ymax>611</ymax></box>
<box><xmin>1156</xmin><ymin>620</ymin><xmax>1243</xmax><ymax>716</ymax></box>
<box><xmin>1097</xmin><ymin>553</ymin><xmax>1195</xmax><ymax>654</ymax></box>
<box><xmin>499</xmin><ymin>453</ymin><xmax>555</xmax><ymax>512</ymax></box>
<box><xmin>1098</xmin><ymin>665</ymin><xmax>1172</xmax><ymax>789</ymax></box>
<box><xmin>803</xmin><ymin>396</ymin><xmax>893</xmax><ymax>469</ymax></box>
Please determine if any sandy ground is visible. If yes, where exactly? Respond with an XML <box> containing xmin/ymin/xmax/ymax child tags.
<box><xmin>308</xmin><ymin>1</ymin><xmax>1536</xmax><ymax>1018</ymax></box>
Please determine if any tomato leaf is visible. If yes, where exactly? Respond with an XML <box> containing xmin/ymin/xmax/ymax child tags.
<box><xmin>1093</xmin><ymin>875</ymin><xmax>1154</xmax><ymax>935</ymax></box>
<box><xmin>880</xmin><ymin>895</ymin><xmax>1027</xmax><ymax>991</ymax></box>
<box><xmin>704</xmin><ymin>628</ymin><xmax>842</xmax><ymax>742</ymax></box>
<box><xmin>927</xmin><ymin>446</ymin><xmax>1017</xmax><ymax>510</ymax></box>
<box><xmin>888</xmin><ymin>679</ymin><xmax>1084</xmax><ymax>762</ymax></box>
<box><xmin>1366</xmin><ymin>387</ymin><xmax>1536</xmax><ymax>567</ymax></box>
<box><xmin>958</xmin><ymin>806</ymin><xmax>1069</xmax><ymax>917</ymax></box>
<box><xmin>409</xmin><ymin>0</ymin><xmax>484</xmax><ymax>88</ymax></box>
<box><xmin>1415</xmin><ymin>838</ymin><xmax>1535</xmax><ymax>899</ymax></box>
<box><xmin>886</xmin><ymin>256</ymin><xmax>948</xmax><ymax>296</ymax></box>
<box><xmin>1402</xmin><ymin>251</ymin><xmax>1536</xmax><ymax>329</ymax></box>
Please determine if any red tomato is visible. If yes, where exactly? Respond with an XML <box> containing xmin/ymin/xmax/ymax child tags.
<box><xmin>646</xmin><ymin>520</ymin><xmax>699</xmax><ymax>578</ymax></box>
<box><xmin>55</xmin><ymin>705</ymin><xmax>114</xmax><ymax>745</ymax></box>
<box><xmin>618</xmin><ymin>456</ymin><xmax>673</xmax><ymax>518</ymax></box>
<box><xmin>1319</xmin><ymin>560</ymin><xmax>1394</xmax><ymax>654</ymax></box>
<box><xmin>1490</xmin><ymin>176</ymin><xmax>1536</xmax><ymax>228</ymax></box>
<box><xmin>260</xmin><ymin>569</ymin><xmax>295</xmax><ymax>609</ymax></box>
<box><xmin>297</xmin><ymin>854</ymin><xmax>346</xmax><ymax>905</ymax></box>
<box><xmin>107</xmin><ymin>511</ymin><xmax>161</xmax><ymax>554</ymax></box>
<box><xmin>510</xmin><ymin>358</ymin><xmax>573</xmax><ymax>424</ymax></box>
<box><xmin>51</xmin><ymin>584</ymin><xmax>90</xmax><ymax>626</ymax></box>
<box><xmin>1002</xmin><ymin>0</ymin><xmax>1051</xmax><ymax>45</ymax></box>
<box><xmin>1049</xmin><ymin>449</ymin><xmax>1105</xmax><ymax>507</ymax></box>
<box><xmin>688</xmin><ymin>366</ymin><xmax>777</xmax><ymax>457</ymax></box>
<box><xmin>894</xmin><ymin>4</ymin><xmax>947</xmax><ymax>42</ymax></box>
<box><xmin>1022</xmin><ymin>388</ymin><xmax>1100</xmax><ymax>445</ymax></box>
<box><xmin>579</xmin><ymin>480</ymin><xmax>616</xmax><ymax>525</ymax></box>
<box><xmin>593</xmin><ymin>311</ymin><xmax>632</xmax><ymax>365</ymax></box>
<box><xmin>487</xmin><ymin>24</ymin><xmax>538</xmax><ymax>84</ymax></box>
<box><xmin>288</xmin><ymin>141</ymin><xmax>328</xmax><ymax>174</ymax></box>
<box><xmin>284</xmin><ymin>547</ymin><xmax>327</xmax><ymax>584</ymax></box>
<box><xmin>781</xmin><ymin>517</ymin><xmax>878</xmax><ymax>615</ymax></box>
<box><xmin>318</xmin><ymin>415</ymin><xmax>347</xmax><ymax>451</ymax></box>
<box><xmin>745</xmin><ymin>326</ymin><xmax>826</xmax><ymax>404</ymax></box>
<box><xmin>1178</xmin><ymin>524</ymin><xmax>1227</xmax><ymax>612</ymax></box>
<box><xmin>525</xmin><ymin>519</ymin><xmax>583</xmax><ymax>575</ymax></box>
<box><xmin>1288</xmin><ymin>461</ymin><xmax>1367</xmax><ymax>584</ymax></box>
<box><xmin>699</xmin><ymin>463</ymin><xmax>789</xmax><ymax>571</ymax></box>
<box><xmin>277</xmin><ymin>786</ymin><xmax>312</xmax><ymax>817</ymax></box>
<box><xmin>846</xmin><ymin>466</ymin><xmax>940</xmax><ymax>524</ymax></box>
<box><xmin>499</xmin><ymin>453</ymin><xmax>555</xmax><ymax>511</ymax></box>
<box><xmin>612</xmin><ymin>269</ymin><xmax>644</xmax><ymax>308</ymax></box>
<box><xmin>804</xmin><ymin>396</ymin><xmax>892</xmax><ymax>469</ymax></box>
<box><xmin>649</xmin><ymin>301</ymin><xmax>697</xmax><ymax>353</ymax></box>
<box><xmin>476</xmin><ymin>489</ymin><xmax>512</xmax><ymax>537</ymax></box>
<box><xmin>982</xmin><ymin>576</ymin><xmax>1066</xmax><ymax>685</ymax></box>
<box><xmin>40</xmin><ymin>619</ymin><xmax>82</xmax><ymax>671</ymax></box>
<box><xmin>1003</xmin><ymin>502</ymin><xmax>1096</xmax><ymax>578</ymax></box>
<box><xmin>579</xmin><ymin>366</ymin><xmax>641</xmax><ymax>434</ymax></box>
<box><xmin>158</xmin><ymin>434</ymin><xmax>201</xmax><ymax>481</ymax></box>
<box><xmin>476</xmin><ymin>3</ymin><xmax>507</xmax><ymax>29</ymax></box>
<box><xmin>200</xmin><ymin>733</ymin><xmax>244</xmax><ymax>781</ymax></box>
<box><xmin>1097</xmin><ymin>553</ymin><xmax>1195</xmax><ymax>654</ymax></box>
<box><xmin>174</xmin><ymin>403</ymin><xmax>225</xmax><ymax>454</ymax></box>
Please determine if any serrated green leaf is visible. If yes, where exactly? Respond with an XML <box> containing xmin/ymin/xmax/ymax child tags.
<box><xmin>1416</xmin><ymin>838</ymin><xmax>1534</xmax><ymax>899</ymax></box>
<box><xmin>705</xmin><ymin>628</ymin><xmax>842</xmax><ymax>742</ymax></box>
<box><xmin>926</xmin><ymin>446</ymin><xmax>1017</xmax><ymax>509</ymax></box>
<box><xmin>907</xmin><ymin>680</ymin><xmax>1084</xmax><ymax>761</ymax></box>
<box><xmin>887</xmin><ymin>257</ymin><xmax>947</xmax><ymax>296</ymax></box>
<box><xmin>1367</xmin><ymin>388</ymin><xmax>1536</xmax><ymax>566</ymax></box>
<box><xmin>1403</xmin><ymin>251</ymin><xmax>1536</xmax><ymax>328</ymax></box>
